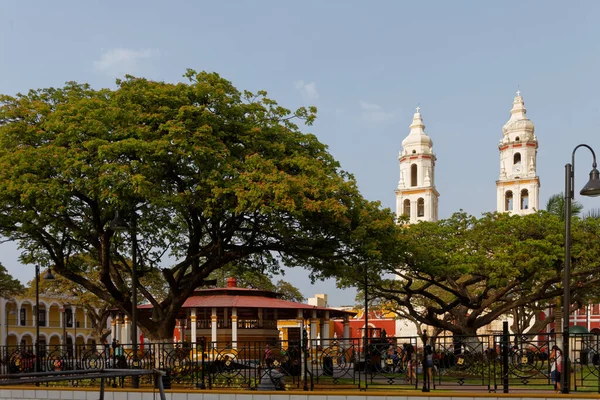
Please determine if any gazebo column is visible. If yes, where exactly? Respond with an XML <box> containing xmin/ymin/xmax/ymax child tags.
<box><xmin>115</xmin><ymin>315</ymin><xmax>122</xmax><ymax>343</ymax></box>
<box><xmin>123</xmin><ymin>316</ymin><xmax>131</xmax><ymax>345</ymax></box>
<box><xmin>310</xmin><ymin>310</ymin><xmax>318</xmax><ymax>342</ymax></box>
<box><xmin>258</xmin><ymin>308</ymin><xmax>263</xmax><ymax>328</ymax></box>
<box><xmin>190</xmin><ymin>308</ymin><xmax>197</xmax><ymax>344</ymax></box>
<box><xmin>224</xmin><ymin>308</ymin><xmax>228</xmax><ymax>328</ymax></box>
<box><xmin>211</xmin><ymin>307</ymin><xmax>218</xmax><ymax>344</ymax></box>
<box><xmin>343</xmin><ymin>316</ymin><xmax>350</xmax><ymax>347</ymax></box>
<box><xmin>231</xmin><ymin>307</ymin><xmax>238</xmax><ymax>349</ymax></box>
<box><xmin>111</xmin><ymin>318</ymin><xmax>116</xmax><ymax>342</ymax></box>
<box><xmin>311</xmin><ymin>310</ymin><xmax>318</xmax><ymax>360</ymax></box>
<box><xmin>321</xmin><ymin>311</ymin><xmax>330</xmax><ymax>347</ymax></box>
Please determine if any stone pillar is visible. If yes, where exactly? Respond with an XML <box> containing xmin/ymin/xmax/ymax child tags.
<box><xmin>231</xmin><ymin>307</ymin><xmax>238</xmax><ymax>349</ymax></box>
<box><xmin>45</xmin><ymin>306</ymin><xmax>50</xmax><ymax>329</ymax></box>
<box><xmin>83</xmin><ymin>310</ymin><xmax>88</xmax><ymax>329</ymax></box>
<box><xmin>16</xmin><ymin>302</ymin><xmax>21</xmax><ymax>327</ymax></box>
<box><xmin>190</xmin><ymin>308</ymin><xmax>197</xmax><ymax>344</ymax></box>
<box><xmin>211</xmin><ymin>307</ymin><xmax>218</xmax><ymax>343</ymax></box>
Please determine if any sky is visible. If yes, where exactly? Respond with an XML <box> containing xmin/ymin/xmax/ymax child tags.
<box><xmin>1</xmin><ymin>1</ymin><xmax>600</xmax><ymax>306</ymax></box>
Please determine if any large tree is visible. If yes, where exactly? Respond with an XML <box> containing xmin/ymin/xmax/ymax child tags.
<box><xmin>0</xmin><ymin>70</ymin><xmax>396</xmax><ymax>340</ymax></box>
<box><xmin>336</xmin><ymin>211</ymin><xmax>600</xmax><ymax>336</ymax></box>
<box><xmin>0</xmin><ymin>263</ymin><xmax>24</xmax><ymax>298</ymax></box>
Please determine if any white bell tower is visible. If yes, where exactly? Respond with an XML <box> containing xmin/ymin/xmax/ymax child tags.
<box><xmin>395</xmin><ymin>107</ymin><xmax>439</xmax><ymax>224</ymax></box>
<box><xmin>496</xmin><ymin>91</ymin><xmax>540</xmax><ymax>215</ymax></box>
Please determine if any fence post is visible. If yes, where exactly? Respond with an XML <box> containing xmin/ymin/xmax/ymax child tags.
<box><xmin>502</xmin><ymin>321</ymin><xmax>509</xmax><ymax>393</ymax></box>
<box><xmin>302</xmin><ymin>328</ymin><xmax>309</xmax><ymax>391</ymax></box>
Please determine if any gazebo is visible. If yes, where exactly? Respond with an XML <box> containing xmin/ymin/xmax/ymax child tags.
<box><xmin>120</xmin><ymin>277</ymin><xmax>355</xmax><ymax>351</ymax></box>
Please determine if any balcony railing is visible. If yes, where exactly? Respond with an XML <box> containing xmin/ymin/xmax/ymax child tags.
<box><xmin>194</xmin><ymin>319</ymin><xmax>278</xmax><ymax>329</ymax></box>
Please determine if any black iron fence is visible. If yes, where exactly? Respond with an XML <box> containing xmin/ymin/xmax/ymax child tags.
<box><xmin>1</xmin><ymin>328</ymin><xmax>600</xmax><ymax>393</ymax></box>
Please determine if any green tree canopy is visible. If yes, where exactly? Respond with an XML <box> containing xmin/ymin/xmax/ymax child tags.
<box><xmin>337</xmin><ymin>211</ymin><xmax>600</xmax><ymax>336</ymax></box>
<box><xmin>0</xmin><ymin>263</ymin><xmax>24</xmax><ymax>298</ymax></box>
<box><xmin>0</xmin><ymin>70</ymin><xmax>396</xmax><ymax>339</ymax></box>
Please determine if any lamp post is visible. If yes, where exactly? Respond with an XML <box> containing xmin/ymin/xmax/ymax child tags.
<box><xmin>111</xmin><ymin>208</ymin><xmax>139</xmax><ymax>388</ymax></box>
<box><xmin>35</xmin><ymin>266</ymin><xmax>55</xmax><ymax>376</ymax></box>
<box><xmin>363</xmin><ymin>265</ymin><xmax>369</xmax><ymax>390</ymax></box>
<box><xmin>562</xmin><ymin>144</ymin><xmax>600</xmax><ymax>394</ymax></box>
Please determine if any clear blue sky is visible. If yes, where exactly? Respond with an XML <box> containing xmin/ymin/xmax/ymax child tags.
<box><xmin>1</xmin><ymin>1</ymin><xmax>600</xmax><ymax>306</ymax></box>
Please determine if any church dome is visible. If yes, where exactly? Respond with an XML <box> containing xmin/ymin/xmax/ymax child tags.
<box><xmin>502</xmin><ymin>91</ymin><xmax>535</xmax><ymax>136</ymax></box>
<box><xmin>402</xmin><ymin>107</ymin><xmax>433</xmax><ymax>151</ymax></box>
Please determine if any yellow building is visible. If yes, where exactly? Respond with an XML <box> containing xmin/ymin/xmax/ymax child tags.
<box><xmin>2</xmin><ymin>296</ymin><xmax>96</xmax><ymax>350</ymax></box>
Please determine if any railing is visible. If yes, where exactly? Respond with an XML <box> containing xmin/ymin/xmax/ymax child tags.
<box><xmin>1</xmin><ymin>330</ymin><xmax>599</xmax><ymax>393</ymax></box>
<box><xmin>194</xmin><ymin>319</ymin><xmax>278</xmax><ymax>329</ymax></box>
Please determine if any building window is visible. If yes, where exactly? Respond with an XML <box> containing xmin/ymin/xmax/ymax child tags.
<box><xmin>417</xmin><ymin>198</ymin><xmax>425</xmax><ymax>217</ymax></box>
<box><xmin>38</xmin><ymin>307</ymin><xmax>46</xmax><ymax>327</ymax></box>
<box><xmin>505</xmin><ymin>191</ymin><xmax>513</xmax><ymax>211</ymax></box>
<box><xmin>514</xmin><ymin>152</ymin><xmax>521</xmax><ymax>165</ymax></box>
<box><xmin>521</xmin><ymin>189</ymin><xmax>529</xmax><ymax>210</ymax></box>
<box><xmin>65</xmin><ymin>309</ymin><xmax>73</xmax><ymax>328</ymax></box>
<box><xmin>20</xmin><ymin>308</ymin><xmax>26</xmax><ymax>326</ymax></box>
<box><xmin>403</xmin><ymin>199</ymin><xmax>410</xmax><ymax>216</ymax></box>
<box><xmin>411</xmin><ymin>164</ymin><xmax>418</xmax><ymax>187</ymax></box>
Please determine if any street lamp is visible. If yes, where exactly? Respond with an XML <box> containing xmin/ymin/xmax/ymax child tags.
<box><xmin>35</xmin><ymin>266</ymin><xmax>55</xmax><ymax>376</ymax></box>
<box><xmin>111</xmin><ymin>208</ymin><xmax>139</xmax><ymax>388</ymax></box>
<box><xmin>363</xmin><ymin>265</ymin><xmax>369</xmax><ymax>390</ymax></box>
<box><xmin>562</xmin><ymin>143</ymin><xmax>600</xmax><ymax>394</ymax></box>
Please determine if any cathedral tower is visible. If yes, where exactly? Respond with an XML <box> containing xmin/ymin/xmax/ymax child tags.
<box><xmin>496</xmin><ymin>91</ymin><xmax>540</xmax><ymax>215</ymax></box>
<box><xmin>395</xmin><ymin>107</ymin><xmax>439</xmax><ymax>223</ymax></box>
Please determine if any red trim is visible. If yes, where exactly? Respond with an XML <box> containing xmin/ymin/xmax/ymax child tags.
<box><xmin>513</xmin><ymin>144</ymin><xmax>522</xmax><ymax>148</ymax></box>
<box><xmin>499</xmin><ymin>146</ymin><xmax>509</xmax><ymax>151</ymax></box>
<box><xmin>526</xmin><ymin>143</ymin><xmax>537</xmax><ymax>147</ymax></box>
<box><xmin>409</xmin><ymin>156</ymin><xmax>419</xmax><ymax>160</ymax></box>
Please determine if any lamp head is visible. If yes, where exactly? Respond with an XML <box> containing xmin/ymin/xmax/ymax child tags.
<box><xmin>43</xmin><ymin>269</ymin><xmax>55</xmax><ymax>280</ymax></box>
<box><xmin>580</xmin><ymin>167</ymin><xmax>600</xmax><ymax>197</ymax></box>
<box><xmin>110</xmin><ymin>210</ymin><xmax>129</xmax><ymax>231</ymax></box>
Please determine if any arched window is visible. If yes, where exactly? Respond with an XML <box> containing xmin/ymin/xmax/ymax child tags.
<box><xmin>521</xmin><ymin>189</ymin><xmax>529</xmax><ymax>210</ymax></box>
<box><xmin>514</xmin><ymin>152</ymin><xmax>521</xmax><ymax>165</ymax></box>
<box><xmin>505</xmin><ymin>191</ymin><xmax>513</xmax><ymax>211</ymax></box>
<box><xmin>515</xmin><ymin>136</ymin><xmax>520</xmax><ymax>142</ymax></box>
<box><xmin>403</xmin><ymin>199</ymin><xmax>410</xmax><ymax>216</ymax></box>
<box><xmin>411</xmin><ymin>164</ymin><xmax>418</xmax><ymax>187</ymax></box>
<box><xmin>417</xmin><ymin>198</ymin><xmax>425</xmax><ymax>217</ymax></box>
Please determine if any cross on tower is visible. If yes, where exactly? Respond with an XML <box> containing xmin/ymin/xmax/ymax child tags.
<box><xmin>415</xmin><ymin>106</ymin><xmax>421</xmax><ymax>113</ymax></box>
<box><xmin>516</xmin><ymin>90</ymin><xmax>521</xmax><ymax>97</ymax></box>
